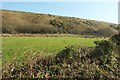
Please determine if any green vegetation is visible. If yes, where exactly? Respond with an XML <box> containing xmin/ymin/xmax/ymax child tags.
<box><xmin>2</xmin><ymin>37</ymin><xmax>106</xmax><ymax>64</ymax></box>
<box><xmin>2</xmin><ymin>37</ymin><xmax>102</xmax><ymax>52</ymax></box>
<box><xmin>1</xmin><ymin>9</ymin><xmax>120</xmax><ymax>79</ymax></box>
<box><xmin>2</xmin><ymin>36</ymin><xmax>120</xmax><ymax>79</ymax></box>
<box><xmin>2</xmin><ymin>10</ymin><xmax>119</xmax><ymax>37</ymax></box>
<box><xmin>111</xmin><ymin>34</ymin><xmax>120</xmax><ymax>56</ymax></box>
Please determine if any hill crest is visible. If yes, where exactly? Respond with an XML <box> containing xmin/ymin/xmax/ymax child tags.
<box><xmin>1</xmin><ymin>10</ymin><xmax>119</xmax><ymax>37</ymax></box>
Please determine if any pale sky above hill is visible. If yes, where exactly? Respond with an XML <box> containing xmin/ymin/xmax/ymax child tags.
<box><xmin>1</xmin><ymin>2</ymin><xmax>118</xmax><ymax>23</ymax></box>
<box><xmin>1</xmin><ymin>0</ymin><xmax>119</xmax><ymax>2</ymax></box>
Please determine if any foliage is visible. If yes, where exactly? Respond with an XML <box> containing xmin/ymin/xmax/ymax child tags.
<box><xmin>110</xmin><ymin>34</ymin><xmax>120</xmax><ymax>54</ymax></box>
<box><xmin>55</xmin><ymin>46</ymin><xmax>77</xmax><ymax>63</ymax></box>
<box><xmin>111</xmin><ymin>34</ymin><xmax>120</xmax><ymax>44</ymax></box>
<box><xmin>92</xmin><ymin>40</ymin><xmax>119</xmax><ymax>74</ymax></box>
<box><xmin>94</xmin><ymin>40</ymin><xmax>115</xmax><ymax>55</ymax></box>
<box><xmin>2</xmin><ymin>35</ymin><xmax>120</xmax><ymax>79</ymax></box>
<box><xmin>2</xmin><ymin>43</ymin><xmax>120</xmax><ymax>79</ymax></box>
<box><xmin>2</xmin><ymin>10</ymin><xmax>119</xmax><ymax>37</ymax></box>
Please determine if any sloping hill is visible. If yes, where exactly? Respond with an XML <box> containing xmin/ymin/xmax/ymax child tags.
<box><xmin>1</xmin><ymin>10</ymin><xmax>119</xmax><ymax>37</ymax></box>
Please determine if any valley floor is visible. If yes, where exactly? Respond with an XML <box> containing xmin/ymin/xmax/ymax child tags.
<box><xmin>1</xmin><ymin>34</ymin><xmax>120</xmax><ymax>79</ymax></box>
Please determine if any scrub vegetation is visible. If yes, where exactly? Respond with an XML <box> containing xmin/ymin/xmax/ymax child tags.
<box><xmin>1</xmin><ymin>10</ymin><xmax>120</xmax><ymax>79</ymax></box>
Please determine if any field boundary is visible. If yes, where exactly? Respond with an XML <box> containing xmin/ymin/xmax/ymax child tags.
<box><xmin>1</xmin><ymin>34</ymin><xmax>81</xmax><ymax>37</ymax></box>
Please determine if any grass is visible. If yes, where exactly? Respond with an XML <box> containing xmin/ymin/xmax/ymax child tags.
<box><xmin>2</xmin><ymin>37</ymin><xmax>107</xmax><ymax>64</ymax></box>
<box><xmin>3</xmin><ymin>36</ymin><xmax>120</xmax><ymax>79</ymax></box>
<box><xmin>2</xmin><ymin>10</ymin><xmax>119</xmax><ymax>37</ymax></box>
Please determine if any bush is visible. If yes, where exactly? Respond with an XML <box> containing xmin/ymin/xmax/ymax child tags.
<box><xmin>92</xmin><ymin>40</ymin><xmax>117</xmax><ymax>70</ymax></box>
<box><xmin>55</xmin><ymin>46</ymin><xmax>77</xmax><ymax>63</ymax></box>
<box><xmin>94</xmin><ymin>40</ymin><xmax>115</xmax><ymax>55</ymax></box>
<box><xmin>110</xmin><ymin>34</ymin><xmax>120</xmax><ymax>55</ymax></box>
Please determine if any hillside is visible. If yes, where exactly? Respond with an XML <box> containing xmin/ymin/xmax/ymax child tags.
<box><xmin>1</xmin><ymin>10</ymin><xmax>120</xmax><ymax>37</ymax></box>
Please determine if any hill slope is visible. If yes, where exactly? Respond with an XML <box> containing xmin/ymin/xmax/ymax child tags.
<box><xmin>1</xmin><ymin>10</ymin><xmax>119</xmax><ymax>37</ymax></box>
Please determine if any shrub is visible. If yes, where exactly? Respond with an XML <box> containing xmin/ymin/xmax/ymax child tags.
<box><xmin>110</xmin><ymin>34</ymin><xmax>120</xmax><ymax>55</ymax></box>
<box><xmin>92</xmin><ymin>40</ymin><xmax>116</xmax><ymax>70</ymax></box>
<box><xmin>55</xmin><ymin>46</ymin><xmax>77</xmax><ymax>63</ymax></box>
<box><xmin>94</xmin><ymin>40</ymin><xmax>115</xmax><ymax>55</ymax></box>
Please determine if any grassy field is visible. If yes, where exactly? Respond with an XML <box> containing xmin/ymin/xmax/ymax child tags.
<box><xmin>2</xmin><ymin>36</ymin><xmax>120</xmax><ymax>79</ymax></box>
<box><xmin>2</xmin><ymin>37</ymin><xmax>107</xmax><ymax>63</ymax></box>
<box><xmin>2</xmin><ymin>37</ymin><xmax>105</xmax><ymax>52</ymax></box>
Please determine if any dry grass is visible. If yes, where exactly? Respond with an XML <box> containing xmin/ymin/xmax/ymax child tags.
<box><xmin>1</xmin><ymin>34</ymin><xmax>80</xmax><ymax>37</ymax></box>
<box><xmin>2</xmin><ymin>10</ymin><xmax>119</xmax><ymax>37</ymax></box>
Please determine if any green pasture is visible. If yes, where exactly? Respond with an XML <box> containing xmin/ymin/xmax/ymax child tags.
<box><xmin>2</xmin><ymin>37</ymin><xmax>107</xmax><ymax>63</ymax></box>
